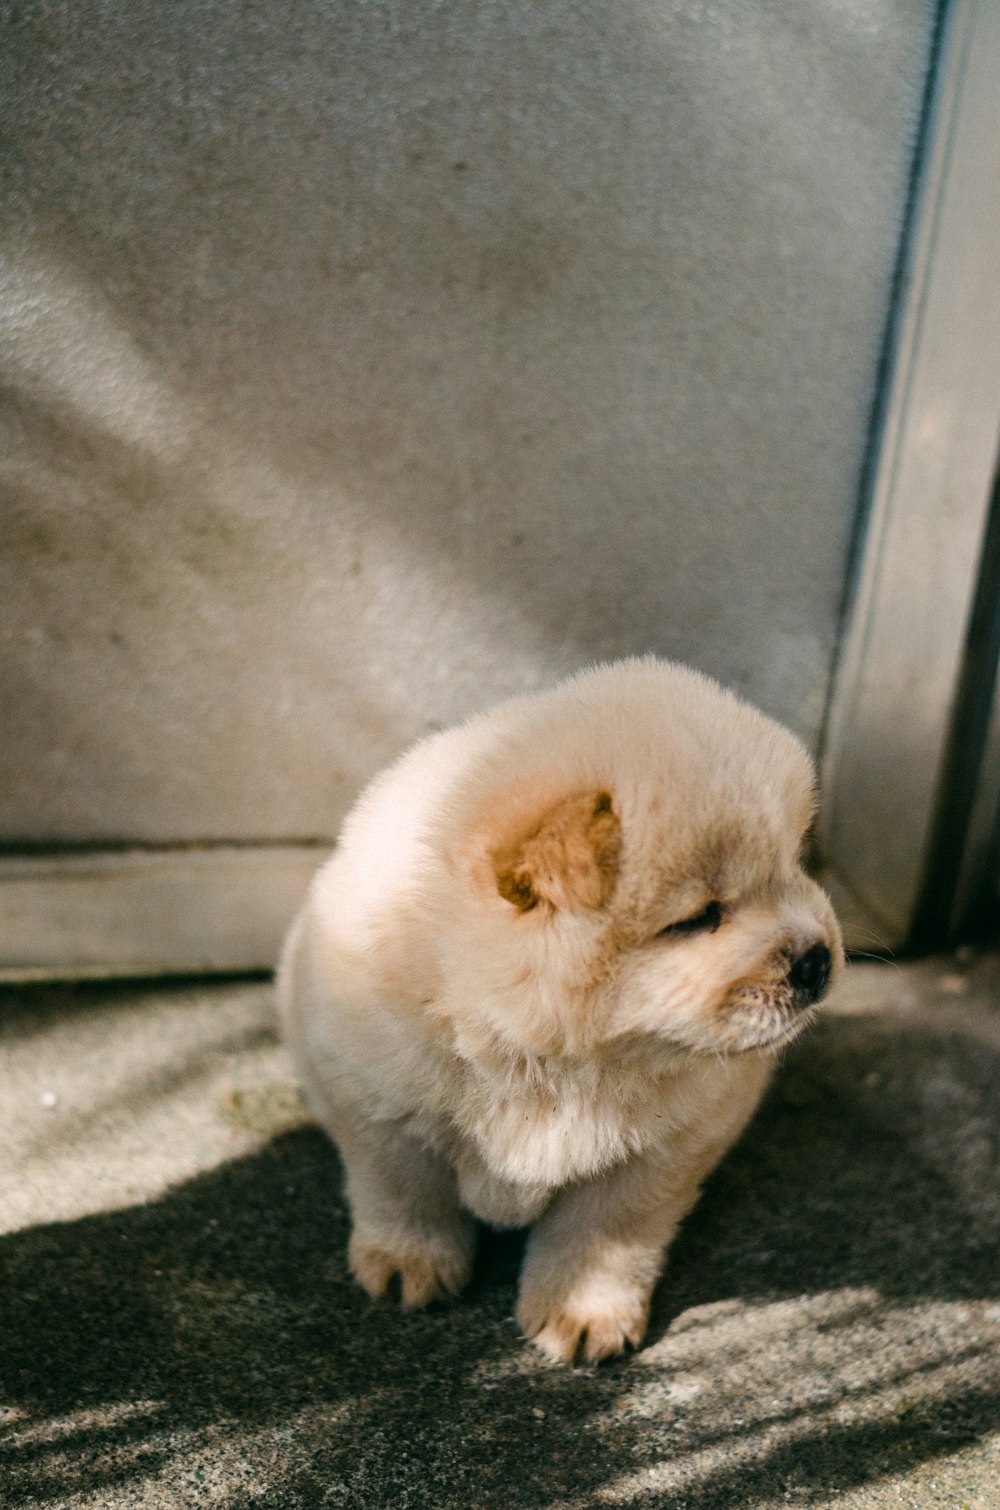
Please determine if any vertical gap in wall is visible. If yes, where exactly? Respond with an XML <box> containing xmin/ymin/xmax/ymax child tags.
<box><xmin>909</xmin><ymin>461</ymin><xmax>1000</xmax><ymax>948</ymax></box>
<box><xmin>965</xmin><ymin>719</ymin><xmax>1000</xmax><ymax>943</ymax></box>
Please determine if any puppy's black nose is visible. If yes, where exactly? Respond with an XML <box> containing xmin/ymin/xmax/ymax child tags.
<box><xmin>788</xmin><ymin>942</ymin><xmax>833</xmax><ymax>1005</ymax></box>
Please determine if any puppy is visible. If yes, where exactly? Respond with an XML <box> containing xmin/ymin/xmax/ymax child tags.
<box><xmin>278</xmin><ymin>657</ymin><xmax>841</xmax><ymax>1363</ymax></box>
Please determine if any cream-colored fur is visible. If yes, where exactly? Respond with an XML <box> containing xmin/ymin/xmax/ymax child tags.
<box><xmin>278</xmin><ymin>657</ymin><xmax>842</xmax><ymax>1363</ymax></box>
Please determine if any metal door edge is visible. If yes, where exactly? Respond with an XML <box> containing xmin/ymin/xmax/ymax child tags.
<box><xmin>817</xmin><ymin>0</ymin><xmax>1000</xmax><ymax>953</ymax></box>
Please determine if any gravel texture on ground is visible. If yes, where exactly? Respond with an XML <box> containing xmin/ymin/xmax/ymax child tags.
<box><xmin>2</xmin><ymin>955</ymin><xmax>998</xmax><ymax>1508</ymax></box>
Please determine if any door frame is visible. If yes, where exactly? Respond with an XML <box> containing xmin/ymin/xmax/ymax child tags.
<box><xmin>817</xmin><ymin>0</ymin><xmax>1000</xmax><ymax>953</ymax></box>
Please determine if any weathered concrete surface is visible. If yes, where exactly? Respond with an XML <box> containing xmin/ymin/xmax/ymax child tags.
<box><xmin>2</xmin><ymin>954</ymin><xmax>998</xmax><ymax>1507</ymax></box>
<box><xmin>1</xmin><ymin>0</ymin><xmax>933</xmax><ymax>845</ymax></box>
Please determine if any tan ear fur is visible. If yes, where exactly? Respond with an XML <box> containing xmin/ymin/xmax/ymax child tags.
<box><xmin>493</xmin><ymin>790</ymin><xmax>621</xmax><ymax>913</ymax></box>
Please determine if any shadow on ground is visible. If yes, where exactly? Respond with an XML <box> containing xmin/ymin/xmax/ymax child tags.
<box><xmin>2</xmin><ymin>986</ymin><xmax>999</xmax><ymax>1508</ymax></box>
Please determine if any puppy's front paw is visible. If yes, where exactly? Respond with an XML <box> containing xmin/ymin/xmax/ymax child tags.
<box><xmin>516</xmin><ymin>1285</ymin><xmax>650</xmax><ymax>1365</ymax></box>
<box><xmin>349</xmin><ymin>1230</ymin><xmax>473</xmax><ymax>1309</ymax></box>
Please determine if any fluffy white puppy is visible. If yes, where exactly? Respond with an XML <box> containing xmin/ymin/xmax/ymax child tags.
<box><xmin>278</xmin><ymin>658</ymin><xmax>842</xmax><ymax>1364</ymax></box>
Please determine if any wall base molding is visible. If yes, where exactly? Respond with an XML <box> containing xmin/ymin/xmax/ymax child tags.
<box><xmin>0</xmin><ymin>846</ymin><xmax>325</xmax><ymax>981</ymax></box>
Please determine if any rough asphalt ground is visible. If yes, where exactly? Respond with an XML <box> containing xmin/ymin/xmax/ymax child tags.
<box><xmin>2</xmin><ymin>954</ymin><xmax>998</xmax><ymax>1508</ymax></box>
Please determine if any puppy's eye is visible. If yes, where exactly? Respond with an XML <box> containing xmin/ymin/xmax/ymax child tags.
<box><xmin>658</xmin><ymin>900</ymin><xmax>723</xmax><ymax>937</ymax></box>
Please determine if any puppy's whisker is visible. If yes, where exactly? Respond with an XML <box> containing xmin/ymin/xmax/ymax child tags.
<box><xmin>845</xmin><ymin>924</ymin><xmax>897</xmax><ymax>958</ymax></box>
<box><xmin>849</xmin><ymin>947</ymin><xmax>902</xmax><ymax>973</ymax></box>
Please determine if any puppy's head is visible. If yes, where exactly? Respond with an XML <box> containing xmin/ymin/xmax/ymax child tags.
<box><xmin>457</xmin><ymin>659</ymin><xmax>842</xmax><ymax>1059</ymax></box>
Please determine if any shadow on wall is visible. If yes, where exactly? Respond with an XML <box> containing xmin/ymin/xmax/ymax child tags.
<box><xmin>1</xmin><ymin>997</ymin><xmax>997</xmax><ymax>1508</ymax></box>
<box><xmin>0</xmin><ymin>0</ymin><xmax>934</xmax><ymax>843</ymax></box>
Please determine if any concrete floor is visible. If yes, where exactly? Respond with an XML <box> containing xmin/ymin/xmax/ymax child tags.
<box><xmin>2</xmin><ymin>954</ymin><xmax>999</xmax><ymax>1509</ymax></box>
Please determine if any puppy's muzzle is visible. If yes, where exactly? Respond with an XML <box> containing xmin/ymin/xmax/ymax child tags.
<box><xmin>788</xmin><ymin>942</ymin><xmax>833</xmax><ymax>1006</ymax></box>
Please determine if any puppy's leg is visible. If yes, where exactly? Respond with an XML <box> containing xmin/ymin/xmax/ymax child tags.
<box><xmin>336</xmin><ymin>1118</ymin><xmax>476</xmax><ymax>1308</ymax></box>
<box><xmin>279</xmin><ymin>915</ymin><xmax>473</xmax><ymax>1308</ymax></box>
<box><xmin>516</xmin><ymin>1134</ymin><xmax>737</xmax><ymax>1364</ymax></box>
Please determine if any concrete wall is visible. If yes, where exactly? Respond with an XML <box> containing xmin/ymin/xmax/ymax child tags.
<box><xmin>1</xmin><ymin>0</ymin><xmax>934</xmax><ymax>847</ymax></box>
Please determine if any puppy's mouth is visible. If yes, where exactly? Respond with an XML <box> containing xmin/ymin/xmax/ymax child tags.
<box><xmin>735</xmin><ymin>1004</ymin><xmax>818</xmax><ymax>1054</ymax></box>
<box><xmin>651</xmin><ymin>992</ymin><xmax>818</xmax><ymax>1060</ymax></box>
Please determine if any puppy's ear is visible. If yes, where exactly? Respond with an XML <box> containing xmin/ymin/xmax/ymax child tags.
<box><xmin>493</xmin><ymin>790</ymin><xmax>621</xmax><ymax>913</ymax></box>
